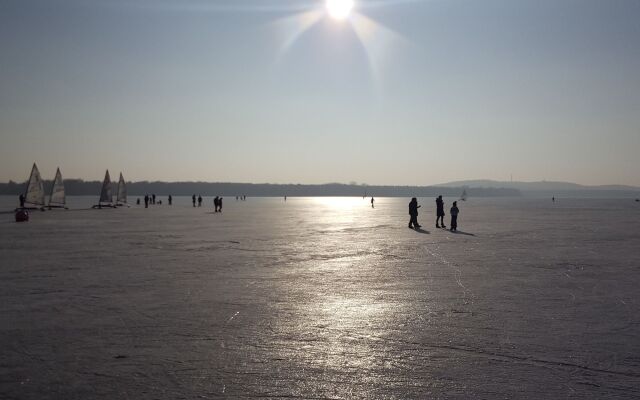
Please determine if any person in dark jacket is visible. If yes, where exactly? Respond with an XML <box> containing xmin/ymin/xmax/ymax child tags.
<box><xmin>436</xmin><ymin>195</ymin><xmax>446</xmax><ymax>228</ymax></box>
<box><xmin>144</xmin><ymin>194</ymin><xmax>149</xmax><ymax>208</ymax></box>
<box><xmin>450</xmin><ymin>201</ymin><xmax>459</xmax><ymax>232</ymax></box>
<box><xmin>408</xmin><ymin>197</ymin><xmax>421</xmax><ymax>229</ymax></box>
<box><xmin>192</xmin><ymin>194</ymin><xmax>196</xmax><ymax>207</ymax></box>
<box><xmin>19</xmin><ymin>194</ymin><xmax>25</xmax><ymax>208</ymax></box>
<box><xmin>168</xmin><ymin>195</ymin><xmax>172</xmax><ymax>206</ymax></box>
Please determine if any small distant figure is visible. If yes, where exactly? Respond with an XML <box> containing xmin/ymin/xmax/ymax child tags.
<box><xmin>144</xmin><ymin>194</ymin><xmax>149</xmax><ymax>208</ymax></box>
<box><xmin>19</xmin><ymin>194</ymin><xmax>25</xmax><ymax>208</ymax></box>
<box><xmin>236</xmin><ymin>196</ymin><xmax>239</xmax><ymax>201</ymax></box>
<box><xmin>152</xmin><ymin>194</ymin><xmax>156</xmax><ymax>205</ymax></box>
<box><xmin>168</xmin><ymin>195</ymin><xmax>172</xmax><ymax>206</ymax></box>
<box><xmin>214</xmin><ymin>196</ymin><xmax>219</xmax><ymax>212</ymax></box>
<box><xmin>218</xmin><ymin>197</ymin><xmax>223</xmax><ymax>212</ymax></box>
<box><xmin>450</xmin><ymin>201</ymin><xmax>459</xmax><ymax>232</ymax></box>
<box><xmin>371</xmin><ymin>197</ymin><xmax>375</xmax><ymax>208</ymax></box>
<box><xmin>136</xmin><ymin>198</ymin><xmax>140</xmax><ymax>205</ymax></box>
<box><xmin>408</xmin><ymin>197</ymin><xmax>421</xmax><ymax>229</ymax></box>
<box><xmin>192</xmin><ymin>194</ymin><xmax>196</xmax><ymax>207</ymax></box>
<box><xmin>15</xmin><ymin>209</ymin><xmax>29</xmax><ymax>222</ymax></box>
<box><xmin>436</xmin><ymin>195</ymin><xmax>446</xmax><ymax>228</ymax></box>
<box><xmin>284</xmin><ymin>196</ymin><xmax>287</xmax><ymax>202</ymax></box>
<box><xmin>198</xmin><ymin>195</ymin><xmax>203</xmax><ymax>207</ymax></box>
<box><xmin>158</xmin><ymin>200</ymin><xmax>162</xmax><ymax>205</ymax></box>
<box><xmin>552</xmin><ymin>196</ymin><xmax>555</xmax><ymax>203</ymax></box>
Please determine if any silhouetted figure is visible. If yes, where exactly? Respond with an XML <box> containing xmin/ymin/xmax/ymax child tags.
<box><xmin>284</xmin><ymin>196</ymin><xmax>287</xmax><ymax>202</ymax></box>
<box><xmin>408</xmin><ymin>197</ymin><xmax>421</xmax><ymax>229</ymax></box>
<box><xmin>19</xmin><ymin>194</ymin><xmax>25</xmax><ymax>208</ymax></box>
<box><xmin>192</xmin><ymin>194</ymin><xmax>196</xmax><ymax>207</ymax></box>
<box><xmin>450</xmin><ymin>201</ymin><xmax>459</xmax><ymax>232</ymax></box>
<box><xmin>168</xmin><ymin>195</ymin><xmax>172</xmax><ymax>206</ymax></box>
<box><xmin>218</xmin><ymin>197</ymin><xmax>223</xmax><ymax>212</ymax></box>
<box><xmin>144</xmin><ymin>194</ymin><xmax>149</xmax><ymax>208</ymax></box>
<box><xmin>236</xmin><ymin>196</ymin><xmax>239</xmax><ymax>201</ymax></box>
<box><xmin>152</xmin><ymin>194</ymin><xmax>156</xmax><ymax>205</ymax></box>
<box><xmin>158</xmin><ymin>200</ymin><xmax>162</xmax><ymax>205</ymax></box>
<box><xmin>371</xmin><ymin>197</ymin><xmax>375</xmax><ymax>208</ymax></box>
<box><xmin>214</xmin><ymin>196</ymin><xmax>219</xmax><ymax>212</ymax></box>
<box><xmin>136</xmin><ymin>198</ymin><xmax>140</xmax><ymax>205</ymax></box>
<box><xmin>15</xmin><ymin>209</ymin><xmax>28</xmax><ymax>222</ymax></box>
<box><xmin>198</xmin><ymin>195</ymin><xmax>203</xmax><ymax>207</ymax></box>
<box><xmin>436</xmin><ymin>195</ymin><xmax>446</xmax><ymax>228</ymax></box>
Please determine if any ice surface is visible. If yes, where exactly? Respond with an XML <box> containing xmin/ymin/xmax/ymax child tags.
<box><xmin>1</xmin><ymin>196</ymin><xmax>639</xmax><ymax>399</ymax></box>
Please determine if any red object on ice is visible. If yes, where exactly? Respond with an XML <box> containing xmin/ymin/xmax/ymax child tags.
<box><xmin>15</xmin><ymin>209</ymin><xmax>29</xmax><ymax>222</ymax></box>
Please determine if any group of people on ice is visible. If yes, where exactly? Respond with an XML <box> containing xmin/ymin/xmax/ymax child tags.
<box><xmin>190</xmin><ymin>194</ymin><xmax>223</xmax><ymax>212</ymax></box>
<box><xmin>408</xmin><ymin>195</ymin><xmax>460</xmax><ymax>232</ymax></box>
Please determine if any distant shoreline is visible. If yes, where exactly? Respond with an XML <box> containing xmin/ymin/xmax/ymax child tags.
<box><xmin>2</xmin><ymin>180</ymin><xmax>640</xmax><ymax>198</ymax></box>
<box><xmin>0</xmin><ymin>181</ymin><xmax>519</xmax><ymax>198</ymax></box>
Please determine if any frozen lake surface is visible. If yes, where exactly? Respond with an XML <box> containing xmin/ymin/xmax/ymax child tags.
<box><xmin>1</xmin><ymin>196</ymin><xmax>639</xmax><ymax>399</ymax></box>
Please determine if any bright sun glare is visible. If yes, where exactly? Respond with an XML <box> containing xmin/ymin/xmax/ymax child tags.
<box><xmin>326</xmin><ymin>0</ymin><xmax>354</xmax><ymax>20</ymax></box>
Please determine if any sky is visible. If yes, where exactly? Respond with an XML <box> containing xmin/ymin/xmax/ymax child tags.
<box><xmin>1</xmin><ymin>0</ymin><xmax>639</xmax><ymax>186</ymax></box>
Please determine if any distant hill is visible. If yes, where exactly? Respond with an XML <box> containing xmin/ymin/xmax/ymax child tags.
<box><xmin>2</xmin><ymin>178</ymin><xmax>637</xmax><ymax>198</ymax></box>
<box><xmin>0</xmin><ymin>180</ymin><xmax>519</xmax><ymax>198</ymax></box>
<box><xmin>436</xmin><ymin>180</ymin><xmax>640</xmax><ymax>198</ymax></box>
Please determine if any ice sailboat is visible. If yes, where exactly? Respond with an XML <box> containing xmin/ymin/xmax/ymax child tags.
<box><xmin>48</xmin><ymin>168</ymin><xmax>67</xmax><ymax>209</ymax></box>
<box><xmin>22</xmin><ymin>163</ymin><xmax>46</xmax><ymax>210</ymax></box>
<box><xmin>116</xmin><ymin>173</ymin><xmax>128</xmax><ymax>207</ymax></box>
<box><xmin>460</xmin><ymin>188</ymin><xmax>468</xmax><ymax>201</ymax></box>
<box><xmin>92</xmin><ymin>170</ymin><xmax>115</xmax><ymax>209</ymax></box>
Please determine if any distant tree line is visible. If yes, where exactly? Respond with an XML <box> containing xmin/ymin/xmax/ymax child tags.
<box><xmin>0</xmin><ymin>180</ymin><xmax>521</xmax><ymax>197</ymax></box>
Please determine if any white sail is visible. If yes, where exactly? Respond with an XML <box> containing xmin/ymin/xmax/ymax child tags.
<box><xmin>460</xmin><ymin>188</ymin><xmax>468</xmax><ymax>201</ymax></box>
<box><xmin>25</xmin><ymin>163</ymin><xmax>45</xmax><ymax>206</ymax></box>
<box><xmin>99</xmin><ymin>170</ymin><xmax>113</xmax><ymax>203</ymax></box>
<box><xmin>117</xmin><ymin>172</ymin><xmax>127</xmax><ymax>204</ymax></box>
<box><xmin>49</xmin><ymin>167</ymin><xmax>66</xmax><ymax>206</ymax></box>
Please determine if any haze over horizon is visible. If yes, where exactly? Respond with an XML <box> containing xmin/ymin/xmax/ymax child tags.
<box><xmin>1</xmin><ymin>0</ymin><xmax>639</xmax><ymax>186</ymax></box>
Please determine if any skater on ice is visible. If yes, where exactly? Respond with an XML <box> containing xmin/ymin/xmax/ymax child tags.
<box><xmin>450</xmin><ymin>201</ymin><xmax>459</xmax><ymax>232</ymax></box>
<box><xmin>436</xmin><ymin>195</ymin><xmax>446</xmax><ymax>228</ymax></box>
<box><xmin>408</xmin><ymin>197</ymin><xmax>421</xmax><ymax>229</ymax></box>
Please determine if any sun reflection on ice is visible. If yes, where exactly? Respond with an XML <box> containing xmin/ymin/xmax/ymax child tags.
<box><xmin>311</xmin><ymin>196</ymin><xmax>367</xmax><ymax>209</ymax></box>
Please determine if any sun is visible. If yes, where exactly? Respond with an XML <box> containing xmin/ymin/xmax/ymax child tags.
<box><xmin>326</xmin><ymin>0</ymin><xmax>354</xmax><ymax>20</ymax></box>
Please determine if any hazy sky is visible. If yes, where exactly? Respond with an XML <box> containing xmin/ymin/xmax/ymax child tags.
<box><xmin>1</xmin><ymin>0</ymin><xmax>639</xmax><ymax>185</ymax></box>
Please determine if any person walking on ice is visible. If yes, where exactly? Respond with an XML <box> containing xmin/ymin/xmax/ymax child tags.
<box><xmin>436</xmin><ymin>195</ymin><xmax>446</xmax><ymax>228</ymax></box>
<box><xmin>450</xmin><ymin>201</ymin><xmax>459</xmax><ymax>232</ymax></box>
<box><xmin>408</xmin><ymin>197</ymin><xmax>421</xmax><ymax>229</ymax></box>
